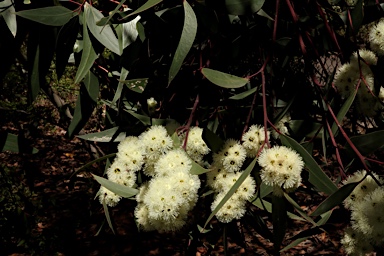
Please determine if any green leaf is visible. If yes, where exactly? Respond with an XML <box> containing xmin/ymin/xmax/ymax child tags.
<box><xmin>93</xmin><ymin>174</ymin><xmax>139</xmax><ymax>198</ymax></box>
<box><xmin>331</xmin><ymin>89</ymin><xmax>357</xmax><ymax>135</ymax></box>
<box><xmin>204</xmin><ymin>158</ymin><xmax>257</xmax><ymax>228</ymax></box>
<box><xmin>316</xmin><ymin>210</ymin><xmax>333</xmax><ymax>226</ymax></box>
<box><xmin>251</xmin><ymin>198</ymin><xmax>304</xmax><ymax>221</ymax></box>
<box><xmin>272</xmin><ymin>195</ymin><xmax>287</xmax><ymax>252</ymax></box>
<box><xmin>77</xmin><ymin>127</ymin><xmax>126</xmax><ymax>142</ymax></box>
<box><xmin>349</xmin><ymin>0</ymin><xmax>364</xmax><ymax>35</ymax></box>
<box><xmin>1</xmin><ymin>0</ymin><xmax>16</xmax><ymax>37</ymax></box>
<box><xmin>229</xmin><ymin>87</ymin><xmax>257</xmax><ymax>100</ymax></box>
<box><xmin>16</xmin><ymin>6</ymin><xmax>77</xmax><ymax>26</ymax></box>
<box><xmin>30</xmin><ymin>44</ymin><xmax>41</xmax><ymax>102</ymax></box>
<box><xmin>168</xmin><ymin>1</ymin><xmax>197</xmax><ymax>85</ymax></box>
<box><xmin>171</xmin><ymin>132</ymin><xmax>181</xmax><ymax>148</ymax></box>
<box><xmin>68</xmin><ymin>71</ymin><xmax>99</xmax><ymax>138</ymax></box>
<box><xmin>280</xmin><ymin>237</ymin><xmax>308</xmax><ymax>252</ymax></box>
<box><xmin>70</xmin><ymin>153</ymin><xmax>116</xmax><ymax>179</ymax></box>
<box><xmin>202</xmin><ymin>68</ymin><xmax>249</xmax><ymax>88</ymax></box>
<box><xmin>75</xmin><ymin>16</ymin><xmax>98</xmax><ymax>84</ymax></box>
<box><xmin>0</xmin><ymin>132</ymin><xmax>38</xmax><ymax>154</ymax></box>
<box><xmin>280</xmin><ymin>135</ymin><xmax>338</xmax><ymax>195</ymax></box>
<box><xmin>190</xmin><ymin>161</ymin><xmax>210</xmax><ymax>175</ymax></box>
<box><xmin>310</xmin><ymin>182</ymin><xmax>359</xmax><ymax>217</ymax></box>
<box><xmin>284</xmin><ymin>193</ymin><xmax>317</xmax><ymax>226</ymax></box>
<box><xmin>125</xmin><ymin>0</ymin><xmax>163</xmax><ymax>18</ymax></box>
<box><xmin>125</xmin><ymin>110</ymin><xmax>169</xmax><ymax>126</ymax></box>
<box><xmin>225</xmin><ymin>0</ymin><xmax>265</xmax><ymax>15</ymax></box>
<box><xmin>102</xmin><ymin>198</ymin><xmax>115</xmax><ymax>234</ymax></box>
<box><xmin>202</xmin><ymin>128</ymin><xmax>225</xmax><ymax>153</ymax></box>
<box><xmin>111</xmin><ymin>68</ymin><xmax>129</xmax><ymax>107</ymax></box>
<box><xmin>84</xmin><ymin>2</ymin><xmax>121</xmax><ymax>55</ymax></box>
<box><xmin>122</xmin><ymin>78</ymin><xmax>148</xmax><ymax>93</ymax></box>
<box><xmin>346</xmin><ymin>130</ymin><xmax>384</xmax><ymax>155</ymax></box>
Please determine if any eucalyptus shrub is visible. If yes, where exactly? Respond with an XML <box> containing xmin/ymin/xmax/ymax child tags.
<box><xmin>3</xmin><ymin>0</ymin><xmax>384</xmax><ymax>254</ymax></box>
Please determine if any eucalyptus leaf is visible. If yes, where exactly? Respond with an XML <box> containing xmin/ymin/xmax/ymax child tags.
<box><xmin>225</xmin><ymin>0</ymin><xmax>265</xmax><ymax>15</ymax></box>
<box><xmin>111</xmin><ymin>67</ymin><xmax>129</xmax><ymax>107</ymax></box>
<box><xmin>310</xmin><ymin>182</ymin><xmax>359</xmax><ymax>217</ymax></box>
<box><xmin>16</xmin><ymin>6</ymin><xmax>77</xmax><ymax>26</ymax></box>
<box><xmin>75</xmin><ymin>16</ymin><xmax>98</xmax><ymax>84</ymax></box>
<box><xmin>102</xmin><ymin>198</ymin><xmax>115</xmax><ymax>234</ymax></box>
<box><xmin>0</xmin><ymin>132</ymin><xmax>38</xmax><ymax>154</ymax></box>
<box><xmin>202</xmin><ymin>128</ymin><xmax>225</xmax><ymax>153</ymax></box>
<box><xmin>346</xmin><ymin>130</ymin><xmax>384</xmax><ymax>156</ymax></box>
<box><xmin>331</xmin><ymin>90</ymin><xmax>357</xmax><ymax>135</ymax></box>
<box><xmin>125</xmin><ymin>110</ymin><xmax>169</xmax><ymax>125</ymax></box>
<box><xmin>84</xmin><ymin>2</ymin><xmax>121</xmax><ymax>55</ymax></box>
<box><xmin>168</xmin><ymin>1</ymin><xmax>197</xmax><ymax>85</ymax></box>
<box><xmin>229</xmin><ymin>87</ymin><xmax>257</xmax><ymax>100</ymax></box>
<box><xmin>122</xmin><ymin>78</ymin><xmax>148</xmax><ymax>93</ymax></box>
<box><xmin>124</xmin><ymin>0</ymin><xmax>163</xmax><ymax>18</ymax></box>
<box><xmin>93</xmin><ymin>174</ymin><xmax>139</xmax><ymax>198</ymax></box>
<box><xmin>77</xmin><ymin>127</ymin><xmax>126</xmax><ymax>142</ymax></box>
<box><xmin>272</xmin><ymin>195</ymin><xmax>287</xmax><ymax>252</ymax></box>
<box><xmin>0</xmin><ymin>0</ymin><xmax>16</xmax><ymax>37</ymax></box>
<box><xmin>190</xmin><ymin>161</ymin><xmax>210</xmax><ymax>175</ymax></box>
<box><xmin>202</xmin><ymin>68</ymin><xmax>249</xmax><ymax>88</ymax></box>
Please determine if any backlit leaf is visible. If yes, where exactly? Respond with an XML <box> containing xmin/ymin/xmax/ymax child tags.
<box><xmin>202</xmin><ymin>68</ymin><xmax>249</xmax><ymax>88</ymax></box>
<box><xmin>310</xmin><ymin>182</ymin><xmax>359</xmax><ymax>217</ymax></box>
<box><xmin>84</xmin><ymin>2</ymin><xmax>121</xmax><ymax>55</ymax></box>
<box><xmin>93</xmin><ymin>174</ymin><xmax>139</xmax><ymax>198</ymax></box>
<box><xmin>168</xmin><ymin>1</ymin><xmax>197</xmax><ymax>85</ymax></box>
<box><xmin>16</xmin><ymin>6</ymin><xmax>77</xmax><ymax>26</ymax></box>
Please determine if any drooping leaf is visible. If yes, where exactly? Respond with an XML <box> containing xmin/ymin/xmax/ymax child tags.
<box><xmin>124</xmin><ymin>0</ymin><xmax>163</xmax><ymax>18</ymax></box>
<box><xmin>202</xmin><ymin>68</ymin><xmax>249</xmax><ymax>88</ymax></box>
<box><xmin>30</xmin><ymin>44</ymin><xmax>41</xmax><ymax>102</ymax></box>
<box><xmin>280</xmin><ymin>237</ymin><xmax>308</xmax><ymax>252</ymax></box>
<box><xmin>280</xmin><ymin>135</ymin><xmax>338</xmax><ymax>195</ymax></box>
<box><xmin>102</xmin><ymin>198</ymin><xmax>115</xmax><ymax>234</ymax></box>
<box><xmin>225</xmin><ymin>0</ymin><xmax>265</xmax><ymax>15</ymax></box>
<box><xmin>331</xmin><ymin>89</ymin><xmax>357</xmax><ymax>135</ymax></box>
<box><xmin>310</xmin><ymin>182</ymin><xmax>359</xmax><ymax>217</ymax></box>
<box><xmin>70</xmin><ymin>153</ymin><xmax>116</xmax><ymax>179</ymax></box>
<box><xmin>272</xmin><ymin>195</ymin><xmax>287</xmax><ymax>252</ymax></box>
<box><xmin>0</xmin><ymin>132</ymin><xmax>38</xmax><ymax>154</ymax></box>
<box><xmin>346</xmin><ymin>130</ymin><xmax>384</xmax><ymax>156</ymax></box>
<box><xmin>122</xmin><ymin>78</ymin><xmax>148</xmax><ymax>93</ymax></box>
<box><xmin>168</xmin><ymin>0</ymin><xmax>197</xmax><ymax>85</ymax></box>
<box><xmin>202</xmin><ymin>128</ymin><xmax>225</xmax><ymax>153</ymax></box>
<box><xmin>75</xmin><ymin>15</ymin><xmax>98</xmax><ymax>84</ymax></box>
<box><xmin>316</xmin><ymin>210</ymin><xmax>333</xmax><ymax>226</ymax></box>
<box><xmin>284</xmin><ymin>193</ymin><xmax>317</xmax><ymax>226</ymax></box>
<box><xmin>77</xmin><ymin>127</ymin><xmax>126</xmax><ymax>142</ymax></box>
<box><xmin>16</xmin><ymin>6</ymin><xmax>77</xmax><ymax>26</ymax></box>
<box><xmin>125</xmin><ymin>110</ymin><xmax>169</xmax><ymax>126</ymax></box>
<box><xmin>348</xmin><ymin>0</ymin><xmax>363</xmax><ymax>35</ymax></box>
<box><xmin>251</xmin><ymin>198</ymin><xmax>304</xmax><ymax>221</ymax></box>
<box><xmin>204</xmin><ymin>158</ymin><xmax>257</xmax><ymax>228</ymax></box>
<box><xmin>68</xmin><ymin>71</ymin><xmax>99</xmax><ymax>138</ymax></box>
<box><xmin>93</xmin><ymin>174</ymin><xmax>138</xmax><ymax>197</ymax></box>
<box><xmin>84</xmin><ymin>2</ymin><xmax>121</xmax><ymax>55</ymax></box>
<box><xmin>111</xmin><ymin>67</ymin><xmax>129</xmax><ymax>107</ymax></box>
<box><xmin>0</xmin><ymin>0</ymin><xmax>16</xmax><ymax>37</ymax></box>
<box><xmin>122</xmin><ymin>16</ymin><xmax>141</xmax><ymax>50</ymax></box>
<box><xmin>229</xmin><ymin>87</ymin><xmax>257</xmax><ymax>100</ymax></box>
<box><xmin>56</xmin><ymin>16</ymin><xmax>79</xmax><ymax>80</ymax></box>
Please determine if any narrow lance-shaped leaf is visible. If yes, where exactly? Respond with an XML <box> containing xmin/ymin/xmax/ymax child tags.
<box><xmin>75</xmin><ymin>14</ymin><xmax>98</xmax><ymax>84</ymax></box>
<box><xmin>84</xmin><ymin>2</ymin><xmax>121</xmax><ymax>55</ymax></box>
<box><xmin>310</xmin><ymin>182</ymin><xmax>359</xmax><ymax>217</ymax></box>
<box><xmin>331</xmin><ymin>89</ymin><xmax>357</xmax><ymax>135</ymax></box>
<box><xmin>204</xmin><ymin>158</ymin><xmax>257</xmax><ymax>228</ymax></box>
<box><xmin>111</xmin><ymin>67</ymin><xmax>129</xmax><ymax>107</ymax></box>
<box><xmin>229</xmin><ymin>87</ymin><xmax>257</xmax><ymax>100</ymax></box>
<box><xmin>16</xmin><ymin>6</ymin><xmax>77</xmax><ymax>26</ymax></box>
<box><xmin>70</xmin><ymin>153</ymin><xmax>116</xmax><ymax>179</ymax></box>
<box><xmin>93</xmin><ymin>174</ymin><xmax>139</xmax><ymax>198</ymax></box>
<box><xmin>280</xmin><ymin>134</ymin><xmax>338</xmax><ymax>195</ymax></box>
<box><xmin>0</xmin><ymin>132</ymin><xmax>38</xmax><ymax>154</ymax></box>
<box><xmin>202</xmin><ymin>68</ymin><xmax>249</xmax><ymax>88</ymax></box>
<box><xmin>102</xmin><ymin>198</ymin><xmax>115</xmax><ymax>234</ymax></box>
<box><xmin>77</xmin><ymin>127</ymin><xmax>126</xmax><ymax>142</ymax></box>
<box><xmin>272</xmin><ymin>195</ymin><xmax>287</xmax><ymax>252</ymax></box>
<box><xmin>0</xmin><ymin>0</ymin><xmax>16</xmax><ymax>37</ymax></box>
<box><xmin>124</xmin><ymin>0</ymin><xmax>163</xmax><ymax>18</ymax></box>
<box><xmin>346</xmin><ymin>130</ymin><xmax>384</xmax><ymax>156</ymax></box>
<box><xmin>168</xmin><ymin>1</ymin><xmax>197</xmax><ymax>85</ymax></box>
<box><xmin>30</xmin><ymin>44</ymin><xmax>41</xmax><ymax>102</ymax></box>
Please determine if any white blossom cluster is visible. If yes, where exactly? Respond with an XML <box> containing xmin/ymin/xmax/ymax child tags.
<box><xmin>97</xmin><ymin>125</ymin><xmax>208</xmax><ymax>232</ymax></box>
<box><xmin>341</xmin><ymin>170</ymin><xmax>384</xmax><ymax>255</ymax></box>
<box><xmin>258</xmin><ymin>145</ymin><xmax>304</xmax><ymax>197</ymax></box>
<box><xmin>333</xmin><ymin>49</ymin><xmax>381</xmax><ymax>116</ymax></box>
